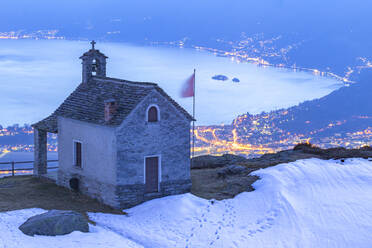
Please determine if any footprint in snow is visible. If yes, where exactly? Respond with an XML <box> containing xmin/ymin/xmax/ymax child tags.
<box><xmin>185</xmin><ymin>201</ymin><xmax>214</xmax><ymax>247</ymax></box>
<box><xmin>240</xmin><ymin>209</ymin><xmax>280</xmax><ymax>240</ymax></box>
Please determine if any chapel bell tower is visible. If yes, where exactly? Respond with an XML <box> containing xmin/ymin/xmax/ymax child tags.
<box><xmin>80</xmin><ymin>40</ymin><xmax>108</xmax><ymax>83</ymax></box>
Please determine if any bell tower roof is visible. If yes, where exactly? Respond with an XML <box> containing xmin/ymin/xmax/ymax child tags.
<box><xmin>79</xmin><ymin>40</ymin><xmax>108</xmax><ymax>59</ymax></box>
<box><xmin>80</xmin><ymin>41</ymin><xmax>108</xmax><ymax>83</ymax></box>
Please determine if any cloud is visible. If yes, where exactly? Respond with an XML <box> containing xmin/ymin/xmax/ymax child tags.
<box><xmin>0</xmin><ymin>40</ymin><xmax>342</xmax><ymax>126</ymax></box>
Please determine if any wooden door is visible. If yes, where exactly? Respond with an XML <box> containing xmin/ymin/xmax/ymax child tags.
<box><xmin>145</xmin><ymin>157</ymin><xmax>159</xmax><ymax>193</ymax></box>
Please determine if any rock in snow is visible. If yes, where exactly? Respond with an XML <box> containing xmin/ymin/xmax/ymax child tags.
<box><xmin>19</xmin><ymin>210</ymin><xmax>89</xmax><ymax>236</ymax></box>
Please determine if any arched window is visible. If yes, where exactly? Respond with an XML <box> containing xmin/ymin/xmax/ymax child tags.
<box><xmin>148</xmin><ymin>106</ymin><xmax>159</xmax><ymax>122</ymax></box>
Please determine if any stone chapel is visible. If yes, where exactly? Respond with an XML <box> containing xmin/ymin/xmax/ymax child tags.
<box><xmin>32</xmin><ymin>41</ymin><xmax>193</xmax><ymax>208</ymax></box>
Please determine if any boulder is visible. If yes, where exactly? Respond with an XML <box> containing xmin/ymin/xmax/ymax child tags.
<box><xmin>19</xmin><ymin>210</ymin><xmax>89</xmax><ymax>236</ymax></box>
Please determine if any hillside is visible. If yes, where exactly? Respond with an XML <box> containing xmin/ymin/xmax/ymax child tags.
<box><xmin>271</xmin><ymin>70</ymin><xmax>372</xmax><ymax>134</ymax></box>
<box><xmin>195</xmin><ymin>70</ymin><xmax>372</xmax><ymax>156</ymax></box>
<box><xmin>1</xmin><ymin>158</ymin><xmax>371</xmax><ymax>247</ymax></box>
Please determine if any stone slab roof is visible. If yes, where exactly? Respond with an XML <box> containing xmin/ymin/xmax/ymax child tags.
<box><xmin>32</xmin><ymin>76</ymin><xmax>194</xmax><ymax>133</ymax></box>
<box><xmin>79</xmin><ymin>49</ymin><xmax>108</xmax><ymax>59</ymax></box>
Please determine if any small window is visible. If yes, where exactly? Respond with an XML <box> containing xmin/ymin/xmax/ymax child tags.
<box><xmin>74</xmin><ymin>141</ymin><xmax>82</xmax><ymax>167</ymax></box>
<box><xmin>148</xmin><ymin>106</ymin><xmax>158</xmax><ymax>122</ymax></box>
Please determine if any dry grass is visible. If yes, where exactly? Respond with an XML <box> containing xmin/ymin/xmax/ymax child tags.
<box><xmin>0</xmin><ymin>176</ymin><xmax>125</xmax><ymax>223</ymax></box>
<box><xmin>0</xmin><ymin>172</ymin><xmax>257</xmax><ymax>219</ymax></box>
<box><xmin>191</xmin><ymin>168</ymin><xmax>258</xmax><ymax>200</ymax></box>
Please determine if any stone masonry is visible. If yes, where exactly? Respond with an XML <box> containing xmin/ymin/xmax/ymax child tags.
<box><xmin>115</xmin><ymin>90</ymin><xmax>192</xmax><ymax>208</ymax></box>
<box><xmin>34</xmin><ymin>129</ymin><xmax>47</xmax><ymax>176</ymax></box>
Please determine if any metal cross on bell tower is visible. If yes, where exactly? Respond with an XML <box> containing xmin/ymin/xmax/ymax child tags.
<box><xmin>91</xmin><ymin>40</ymin><xmax>96</xmax><ymax>50</ymax></box>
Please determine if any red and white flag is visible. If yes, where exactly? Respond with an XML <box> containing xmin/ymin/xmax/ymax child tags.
<box><xmin>180</xmin><ymin>72</ymin><xmax>195</xmax><ymax>98</ymax></box>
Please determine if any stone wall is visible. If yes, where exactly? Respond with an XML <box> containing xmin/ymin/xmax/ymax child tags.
<box><xmin>115</xmin><ymin>89</ymin><xmax>191</xmax><ymax>206</ymax></box>
<box><xmin>116</xmin><ymin>179</ymin><xmax>192</xmax><ymax>209</ymax></box>
<box><xmin>115</xmin><ymin>184</ymin><xmax>145</xmax><ymax>209</ymax></box>
<box><xmin>81</xmin><ymin>50</ymin><xmax>107</xmax><ymax>84</ymax></box>
<box><xmin>33</xmin><ymin>128</ymin><xmax>47</xmax><ymax>176</ymax></box>
<box><xmin>58</xmin><ymin>170</ymin><xmax>119</xmax><ymax>207</ymax></box>
<box><xmin>160</xmin><ymin>179</ymin><xmax>192</xmax><ymax>196</ymax></box>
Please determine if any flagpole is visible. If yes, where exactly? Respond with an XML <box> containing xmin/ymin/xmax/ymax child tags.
<box><xmin>192</xmin><ymin>69</ymin><xmax>196</xmax><ymax>162</ymax></box>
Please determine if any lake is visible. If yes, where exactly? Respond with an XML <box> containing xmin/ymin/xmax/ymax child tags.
<box><xmin>0</xmin><ymin>152</ymin><xmax>58</xmax><ymax>177</ymax></box>
<box><xmin>0</xmin><ymin>39</ymin><xmax>342</xmax><ymax>126</ymax></box>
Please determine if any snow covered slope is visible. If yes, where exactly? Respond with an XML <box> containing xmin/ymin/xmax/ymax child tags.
<box><xmin>1</xmin><ymin>158</ymin><xmax>372</xmax><ymax>248</ymax></box>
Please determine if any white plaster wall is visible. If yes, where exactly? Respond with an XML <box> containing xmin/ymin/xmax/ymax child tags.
<box><xmin>58</xmin><ymin>116</ymin><xmax>117</xmax><ymax>185</ymax></box>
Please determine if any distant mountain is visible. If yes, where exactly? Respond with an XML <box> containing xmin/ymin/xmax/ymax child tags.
<box><xmin>1</xmin><ymin>0</ymin><xmax>371</xmax><ymax>77</ymax></box>
<box><xmin>0</xmin><ymin>125</ymin><xmax>57</xmax><ymax>152</ymax></box>
<box><xmin>250</xmin><ymin>70</ymin><xmax>372</xmax><ymax>135</ymax></box>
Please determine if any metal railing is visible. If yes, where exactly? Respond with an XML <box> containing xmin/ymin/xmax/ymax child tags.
<box><xmin>0</xmin><ymin>160</ymin><xmax>59</xmax><ymax>176</ymax></box>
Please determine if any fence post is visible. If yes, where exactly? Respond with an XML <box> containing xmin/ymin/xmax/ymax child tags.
<box><xmin>11</xmin><ymin>161</ymin><xmax>15</xmax><ymax>176</ymax></box>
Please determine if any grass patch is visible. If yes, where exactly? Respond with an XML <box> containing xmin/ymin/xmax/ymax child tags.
<box><xmin>0</xmin><ymin>176</ymin><xmax>126</xmax><ymax>223</ymax></box>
